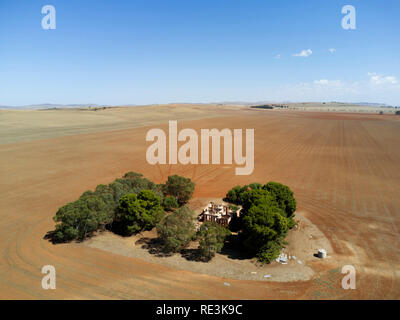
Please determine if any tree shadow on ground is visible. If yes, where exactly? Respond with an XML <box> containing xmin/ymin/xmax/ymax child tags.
<box><xmin>43</xmin><ymin>230</ymin><xmax>58</xmax><ymax>244</ymax></box>
<box><xmin>219</xmin><ymin>235</ymin><xmax>253</xmax><ymax>260</ymax></box>
<box><xmin>135</xmin><ymin>237</ymin><xmax>174</xmax><ymax>258</ymax></box>
<box><xmin>180</xmin><ymin>248</ymin><xmax>206</xmax><ymax>262</ymax></box>
<box><xmin>43</xmin><ymin>228</ymin><xmax>105</xmax><ymax>244</ymax></box>
<box><xmin>219</xmin><ymin>246</ymin><xmax>253</xmax><ymax>260</ymax></box>
<box><xmin>136</xmin><ymin>237</ymin><xmax>210</xmax><ymax>262</ymax></box>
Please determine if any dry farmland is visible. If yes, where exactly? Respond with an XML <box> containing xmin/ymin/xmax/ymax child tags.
<box><xmin>0</xmin><ymin>105</ymin><xmax>399</xmax><ymax>299</ymax></box>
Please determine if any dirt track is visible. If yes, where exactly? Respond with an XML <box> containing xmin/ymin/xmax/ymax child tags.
<box><xmin>0</xmin><ymin>107</ymin><xmax>399</xmax><ymax>299</ymax></box>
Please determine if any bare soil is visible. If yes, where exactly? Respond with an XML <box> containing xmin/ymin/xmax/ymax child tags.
<box><xmin>0</xmin><ymin>105</ymin><xmax>399</xmax><ymax>299</ymax></box>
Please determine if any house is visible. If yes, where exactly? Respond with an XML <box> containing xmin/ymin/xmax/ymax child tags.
<box><xmin>198</xmin><ymin>202</ymin><xmax>237</xmax><ymax>227</ymax></box>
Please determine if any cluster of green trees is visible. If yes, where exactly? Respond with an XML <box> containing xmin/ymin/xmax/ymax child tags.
<box><xmin>251</xmin><ymin>105</ymin><xmax>274</xmax><ymax>109</ymax></box>
<box><xmin>155</xmin><ymin>180</ymin><xmax>297</xmax><ymax>263</ymax></box>
<box><xmin>225</xmin><ymin>182</ymin><xmax>297</xmax><ymax>263</ymax></box>
<box><xmin>53</xmin><ymin>173</ymin><xmax>195</xmax><ymax>242</ymax></box>
<box><xmin>52</xmin><ymin>171</ymin><xmax>296</xmax><ymax>265</ymax></box>
<box><xmin>52</xmin><ymin>170</ymin><xmax>227</xmax><ymax>261</ymax></box>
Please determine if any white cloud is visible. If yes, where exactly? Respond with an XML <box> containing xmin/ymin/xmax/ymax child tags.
<box><xmin>267</xmin><ymin>74</ymin><xmax>400</xmax><ymax>105</ymax></box>
<box><xmin>368</xmin><ymin>72</ymin><xmax>398</xmax><ymax>86</ymax></box>
<box><xmin>314</xmin><ymin>79</ymin><xmax>329</xmax><ymax>85</ymax></box>
<box><xmin>314</xmin><ymin>79</ymin><xmax>342</xmax><ymax>86</ymax></box>
<box><xmin>274</xmin><ymin>54</ymin><xmax>281</xmax><ymax>59</ymax></box>
<box><xmin>293</xmin><ymin>49</ymin><xmax>312</xmax><ymax>57</ymax></box>
<box><xmin>329</xmin><ymin>48</ymin><xmax>336</xmax><ymax>54</ymax></box>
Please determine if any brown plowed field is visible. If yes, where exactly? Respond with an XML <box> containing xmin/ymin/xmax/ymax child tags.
<box><xmin>0</xmin><ymin>107</ymin><xmax>399</xmax><ymax>299</ymax></box>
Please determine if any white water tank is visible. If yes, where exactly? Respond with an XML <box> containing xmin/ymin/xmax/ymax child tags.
<box><xmin>318</xmin><ymin>249</ymin><xmax>327</xmax><ymax>259</ymax></box>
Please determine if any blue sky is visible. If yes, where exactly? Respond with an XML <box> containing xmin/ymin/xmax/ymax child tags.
<box><xmin>0</xmin><ymin>0</ymin><xmax>399</xmax><ymax>106</ymax></box>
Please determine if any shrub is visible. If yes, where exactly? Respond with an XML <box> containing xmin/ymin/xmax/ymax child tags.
<box><xmin>164</xmin><ymin>175</ymin><xmax>195</xmax><ymax>205</ymax></box>
<box><xmin>156</xmin><ymin>206</ymin><xmax>196</xmax><ymax>253</ymax></box>
<box><xmin>257</xmin><ymin>240</ymin><xmax>283</xmax><ymax>263</ymax></box>
<box><xmin>113</xmin><ymin>190</ymin><xmax>164</xmax><ymax>235</ymax></box>
<box><xmin>197</xmin><ymin>222</ymin><xmax>231</xmax><ymax>261</ymax></box>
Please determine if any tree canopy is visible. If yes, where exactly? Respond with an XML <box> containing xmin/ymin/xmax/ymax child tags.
<box><xmin>162</xmin><ymin>196</ymin><xmax>179</xmax><ymax>211</ymax></box>
<box><xmin>52</xmin><ymin>172</ymin><xmax>192</xmax><ymax>242</ymax></box>
<box><xmin>164</xmin><ymin>175</ymin><xmax>195</xmax><ymax>205</ymax></box>
<box><xmin>225</xmin><ymin>181</ymin><xmax>297</xmax><ymax>263</ymax></box>
<box><xmin>197</xmin><ymin>222</ymin><xmax>231</xmax><ymax>261</ymax></box>
<box><xmin>263</xmin><ymin>182</ymin><xmax>297</xmax><ymax>218</ymax></box>
<box><xmin>53</xmin><ymin>191</ymin><xmax>114</xmax><ymax>242</ymax></box>
<box><xmin>225</xmin><ymin>185</ymin><xmax>249</xmax><ymax>205</ymax></box>
<box><xmin>156</xmin><ymin>206</ymin><xmax>196</xmax><ymax>253</ymax></box>
<box><xmin>241</xmin><ymin>203</ymin><xmax>289</xmax><ymax>262</ymax></box>
<box><xmin>113</xmin><ymin>190</ymin><xmax>164</xmax><ymax>235</ymax></box>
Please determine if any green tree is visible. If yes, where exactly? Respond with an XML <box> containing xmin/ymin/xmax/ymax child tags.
<box><xmin>162</xmin><ymin>196</ymin><xmax>179</xmax><ymax>211</ymax></box>
<box><xmin>241</xmin><ymin>189</ymin><xmax>274</xmax><ymax>212</ymax></box>
<box><xmin>263</xmin><ymin>182</ymin><xmax>297</xmax><ymax>218</ymax></box>
<box><xmin>53</xmin><ymin>192</ymin><xmax>114</xmax><ymax>242</ymax></box>
<box><xmin>114</xmin><ymin>190</ymin><xmax>164</xmax><ymax>235</ymax></box>
<box><xmin>225</xmin><ymin>186</ymin><xmax>241</xmax><ymax>204</ymax></box>
<box><xmin>241</xmin><ymin>203</ymin><xmax>289</xmax><ymax>263</ymax></box>
<box><xmin>249</xmin><ymin>183</ymin><xmax>262</xmax><ymax>190</ymax></box>
<box><xmin>108</xmin><ymin>173</ymin><xmax>164</xmax><ymax>204</ymax></box>
<box><xmin>92</xmin><ymin>184</ymin><xmax>118</xmax><ymax>214</ymax></box>
<box><xmin>156</xmin><ymin>206</ymin><xmax>196</xmax><ymax>253</ymax></box>
<box><xmin>225</xmin><ymin>185</ymin><xmax>249</xmax><ymax>205</ymax></box>
<box><xmin>123</xmin><ymin>171</ymin><xmax>144</xmax><ymax>179</ymax></box>
<box><xmin>257</xmin><ymin>240</ymin><xmax>283</xmax><ymax>263</ymax></box>
<box><xmin>223</xmin><ymin>181</ymin><xmax>297</xmax><ymax>263</ymax></box>
<box><xmin>164</xmin><ymin>175</ymin><xmax>195</xmax><ymax>205</ymax></box>
<box><xmin>197</xmin><ymin>222</ymin><xmax>231</xmax><ymax>261</ymax></box>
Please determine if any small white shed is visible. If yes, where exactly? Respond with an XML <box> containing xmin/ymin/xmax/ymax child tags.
<box><xmin>318</xmin><ymin>249</ymin><xmax>327</xmax><ymax>259</ymax></box>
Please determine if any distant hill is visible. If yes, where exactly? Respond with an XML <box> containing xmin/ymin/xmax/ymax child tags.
<box><xmin>0</xmin><ymin>103</ymin><xmax>110</xmax><ymax>110</ymax></box>
<box><xmin>1</xmin><ymin>101</ymin><xmax>397</xmax><ymax>110</ymax></box>
<box><xmin>331</xmin><ymin>102</ymin><xmax>393</xmax><ymax>107</ymax></box>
